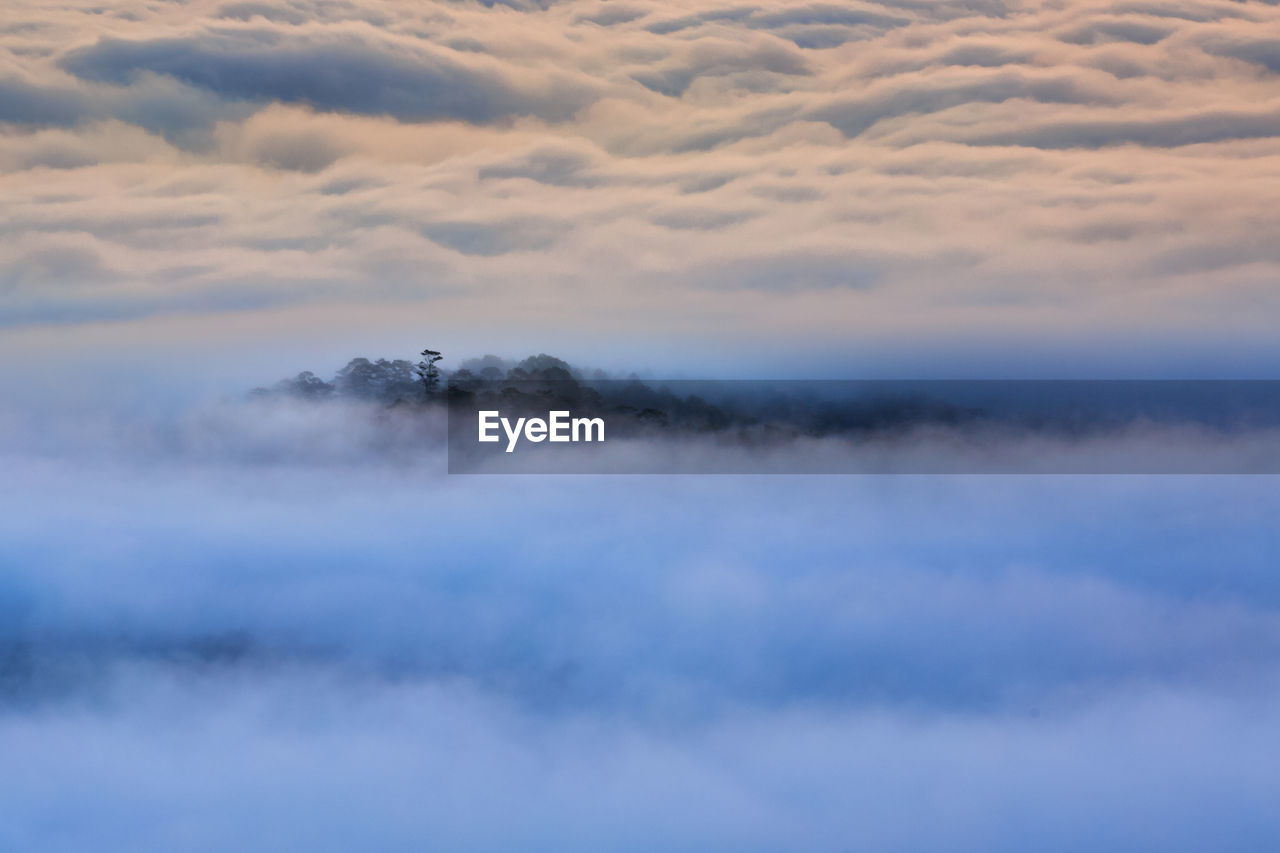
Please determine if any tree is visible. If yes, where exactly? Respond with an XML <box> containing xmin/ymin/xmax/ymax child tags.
<box><xmin>280</xmin><ymin>370</ymin><xmax>334</xmax><ymax>399</ymax></box>
<box><xmin>335</xmin><ymin>357</ymin><xmax>417</xmax><ymax>401</ymax></box>
<box><xmin>415</xmin><ymin>348</ymin><xmax>444</xmax><ymax>398</ymax></box>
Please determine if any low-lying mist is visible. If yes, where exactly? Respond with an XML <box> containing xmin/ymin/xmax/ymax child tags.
<box><xmin>2</xmin><ymin>395</ymin><xmax>1279</xmax><ymax>850</ymax></box>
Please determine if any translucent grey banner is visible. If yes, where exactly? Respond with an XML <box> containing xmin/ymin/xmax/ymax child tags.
<box><xmin>446</xmin><ymin>380</ymin><xmax>1280</xmax><ymax>474</ymax></box>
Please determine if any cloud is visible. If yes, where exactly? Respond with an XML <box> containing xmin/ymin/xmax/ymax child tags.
<box><xmin>631</xmin><ymin>38</ymin><xmax>811</xmax><ymax>97</ymax></box>
<box><xmin>2</xmin><ymin>0</ymin><xmax>1280</xmax><ymax>368</ymax></box>
<box><xmin>747</xmin><ymin>3</ymin><xmax>912</xmax><ymax>30</ymax></box>
<box><xmin>1200</xmin><ymin>35</ymin><xmax>1280</xmax><ymax>74</ymax></box>
<box><xmin>420</xmin><ymin>216</ymin><xmax>564</xmax><ymax>255</ymax></box>
<box><xmin>1</xmin><ymin>237</ymin><xmax>117</xmax><ymax>292</ymax></box>
<box><xmin>476</xmin><ymin>145</ymin><xmax>604</xmax><ymax>187</ymax></box>
<box><xmin>4</xmin><ymin>661</ymin><xmax>1278</xmax><ymax>851</ymax></box>
<box><xmin>576</xmin><ymin>3</ymin><xmax>649</xmax><ymax>27</ymax></box>
<box><xmin>936</xmin><ymin>43</ymin><xmax>1032</xmax><ymax>68</ymax></box>
<box><xmin>809</xmin><ymin>71</ymin><xmax>1121</xmax><ymax>138</ymax></box>
<box><xmin>1103</xmin><ymin>2</ymin><xmax>1254</xmax><ymax>23</ymax></box>
<box><xmin>59</xmin><ymin>27</ymin><xmax>599</xmax><ymax>124</ymax></box>
<box><xmin>216</xmin><ymin>1</ymin><xmax>312</xmax><ymax>25</ymax></box>
<box><xmin>1057</xmin><ymin>18</ymin><xmax>1174</xmax><ymax>46</ymax></box>
<box><xmin>0</xmin><ymin>75</ymin><xmax>90</xmax><ymax>126</ymax></box>
<box><xmin>645</xmin><ymin>3</ymin><xmax>910</xmax><ymax>37</ymax></box>
<box><xmin>962</xmin><ymin>107</ymin><xmax>1280</xmax><ymax>149</ymax></box>
<box><xmin>0</xmin><ymin>71</ymin><xmax>249</xmax><ymax>144</ymax></box>
<box><xmin>1</xmin><ymin>398</ymin><xmax>1280</xmax><ymax>847</ymax></box>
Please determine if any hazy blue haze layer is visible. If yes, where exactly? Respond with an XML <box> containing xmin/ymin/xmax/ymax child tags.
<box><xmin>1</xmin><ymin>400</ymin><xmax>1278</xmax><ymax>850</ymax></box>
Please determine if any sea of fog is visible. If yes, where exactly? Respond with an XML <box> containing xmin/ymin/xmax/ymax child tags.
<box><xmin>2</xmin><ymin>399</ymin><xmax>1279</xmax><ymax>851</ymax></box>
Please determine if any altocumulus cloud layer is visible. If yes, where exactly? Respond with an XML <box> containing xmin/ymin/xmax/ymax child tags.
<box><xmin>2</xmin><ymin>402</ymin><xmax>1280</xmax><ymax>850</ymax></box>
<box><xmin>3</xmin><ymin>0</ymin><xmax>1280</xmax><ymax>371</ymax></box>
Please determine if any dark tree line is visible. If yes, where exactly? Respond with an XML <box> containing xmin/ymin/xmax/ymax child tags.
<box><xmin>255</xmin><ymin>349</ymin><xmax>991</xmax><ymax>439</ymax></box>
<box><xmin>256</xmin><ymin>349</ymin><xmax>445</xmax><ymax>403</ymax></box>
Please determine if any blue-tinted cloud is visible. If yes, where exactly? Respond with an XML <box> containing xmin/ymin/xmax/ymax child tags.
<box><xmin>1</xmin><ymin>400</ymin><xmax>1279</xmax><ymax>848</ymax></box>
<box><xmin>59</xmin><ymin>28</ymin><xmax>598</xmax><ymax>123</ymax></box>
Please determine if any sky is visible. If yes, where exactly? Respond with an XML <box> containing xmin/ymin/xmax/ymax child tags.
<box><xmin>4</xmin><ymin>3</ymin><xmax>1280</xmax><ymax>849</ymax></box>
<box><xmin>4</xmin><ymin>0</ymin><xmax>1280</xmax><ymax>385</ymax></box>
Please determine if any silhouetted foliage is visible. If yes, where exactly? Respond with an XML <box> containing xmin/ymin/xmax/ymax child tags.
<box><xmin>415</xmin><ymin>349</ymin><xmax>444</xmax><ymax>399</ymax></box>
<box><xmin>335</xmin><ymin>358</ymin><xmax>418</xmax><ymax>401</ymax></box>
<box><xmin>255</xmin><ymin>350</ymin><xmax>994</xmax><ymax>439</ymax></box>
<box><xmin>515</xmin><ymin>354</ymin><xmax>575</xmax><ymax>375</ymax></box>
<box><xmin>266</xmin><ymin>371</ymin><xmax>334</xmax><ymax>399</ymax></box>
